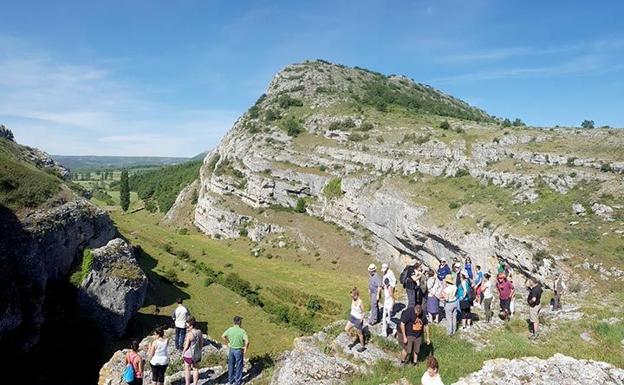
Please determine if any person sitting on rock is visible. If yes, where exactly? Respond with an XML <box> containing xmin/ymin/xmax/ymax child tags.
<box><xmin>399</xmin><ymin>304</ymin><xmax>430</xmax><ymax>365</ymax></box>
<box><xmin>421</xmin><ymin>356</ymin><xmax>445</xmax><ymax>385</ymax></box>
<box><xmin>346</xmin><ymin>287</ymin><xmax>366</xmax><ymax>352</ymax></box>
<box><xmin>495</xmin><ymin>273</ymin><xmax>514</xmax><ymax>321</ymax></box>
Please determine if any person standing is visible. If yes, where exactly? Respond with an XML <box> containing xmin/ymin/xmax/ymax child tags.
<box><xmin>458</xmin><ymin>272</ymin><xmax>472</xmax><ymax>329</ymax></box>
<box><xmin>125</xmin><ymin>340</ymin><xmax>143</xmax><ymax>385</ymax></box>
<box><xmin>367</xmin><ymin>264</ymin><xmax>382</xmax><ymax>325</ymax></box>
<box><xmin>173</xmin><ymin>298</ymin><xmax>190</xmax><ymax>350</ymax></box>
<box><xmin>400</xmin><ymin>257</ymin><xmax>418</xmax><ymax>308</ymax></box>
<box><xmin>399</xmin><ymin>304</ymin><xmax>430</xmax><ymax>365</ymax></box>
<box><xmin>346</xmin><ymin>287</ymin><xmax>366</xmax><ymax>352</ymax></box>
<box><xmin>552</xmin><ymin>273</ymin><xmax>566</xmax><ymax>311</ymax></box>
<box><xmin>147</xmin><ymin>327</ymin><xmax>169</xmax><ymax>385</ymax></box>
<box><xmin>441</xmin><ymin>275</ymin><xmax>458</xmax><ymax>335</ymax></box>
<box><xmin>527</xmin><ymin>279</ymin><xmax>543</xmax><ymax>339</ymax></box>
<box><xmin>473</xmin><ymin>265</ymin><xmax>484</xmax><ymax>308</ymax></box>
<box><xmin>495</xmin><ymin>273</ymin><xmax>514</xmax><ymax>321</ymax></box>
<box><xmin>421</xmin><ymin>356</ymin><xmax>445</xmax><ymax>385</ymax></box>
<box><xmin>463</xmin><ymin>257</ymin><xmax>475</xmax><ymax>281</ymax></box>
<box><xmin>381</xmin><ymin>277</ymin><xmax>396</xmax><ymax>337</ymax></box>
<box><xmin>382</xmin><ymin>263</ymin><xmax>397</xmax><ymax>288</ymax></box>
<box><xmin>222</xmin><ymin>316</ymin><xmax>250</xmax><ymax>385</ymax></box>
<box><xmin>482</xmin><ymin>273</ymin><xmax>493</xmax><ymax>323</ymax></box>
<box><xmin>426</xmin><ymin>270</ymin><xmax>440</xmax><ymax>323</ymax></box>
<box><xmin>182</xmin><ymin>317</ymin><xmax>202</xmax><ymax>385</ymax></box>
<box><xmin>436</xmin><ymin>259</ymin><xmax>451</xmax><ymax>282</ymax></box>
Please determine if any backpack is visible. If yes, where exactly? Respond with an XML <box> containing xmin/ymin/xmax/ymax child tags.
<box><xmin>122</xmin><ymin>353</ymin><xmax>136</xmax><ymax>383</ymax></box>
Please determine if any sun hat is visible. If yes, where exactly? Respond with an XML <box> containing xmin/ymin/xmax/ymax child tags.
<box><xmin>381</xmin><ymin>263</ymin><xmax>389</xmax><ymax>271</ymax></box>
<box><xmin>444</xmin><ymin>274</ymin><xmax>454</xmax><ymax>284</ymax></box>
<box><xmin>367</xmin><ymin>263</ymin><xmax>376</xmax><ymax>272</ymax></box>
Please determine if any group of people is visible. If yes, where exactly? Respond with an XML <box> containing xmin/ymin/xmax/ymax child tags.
<box><xmin>345</xmin><ymin>254</ymin><xmax>565</xmax><ymax>379</ymax></box>
<box><xmin>123</xmin><ymin>298</ymin><xmax>249</xmax><ymax>385</ymax></box>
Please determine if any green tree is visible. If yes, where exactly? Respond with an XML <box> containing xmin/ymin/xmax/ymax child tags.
<box><xmin>502</xmin><ymin>118</ymin><xmax>512</xmax><ymax>127</ymax></box>
<box><xmin>439</xmin><ymin>120</ymin><xmax>451</xmax><ymax>130</ymax></box>
<box><xmin>295</xmin><ymin>197</ymin><xmax>306</xmax><ymax>213</ymax></box>
<box><xmin>512</xmin><ymin>118</ymin><xmax>525</xmax><ymax>127</ymax></box>
<box><xmin>581</xmin><ymin>119</ymin><xmax>595</xmax><ymax>129</ymax></box>
<box><xmin>120</xmin><ymin>169</ymin><xmax>130</xmax><ymax>211</ymax></box>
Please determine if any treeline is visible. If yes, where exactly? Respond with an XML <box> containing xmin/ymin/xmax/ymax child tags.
<box><xmin>128</xmin><ymin>160</ymin><xmax>202</xmax><ymax>213</ymax></box>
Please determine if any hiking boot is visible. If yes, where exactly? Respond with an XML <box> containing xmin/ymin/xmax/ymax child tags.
<box><xmin>356</xmin><ymin>346</ymin><xmax>367</xmax><ymax>352</ymax></box>
<box><xmin>348</xmin><ymin>341</ymin><xmax>358</xmax><ymax>350</ymax></box>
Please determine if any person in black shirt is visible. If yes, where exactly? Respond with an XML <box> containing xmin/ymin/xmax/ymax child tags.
<box><xmin>527</xmin><ymin>278</ymin><xmax>543</xmax><ymax>339</ymax></box>
<box><xmin>399</xmin><ymin>304</ymin><xmax>430</xmax><ymax>365</ymax></box>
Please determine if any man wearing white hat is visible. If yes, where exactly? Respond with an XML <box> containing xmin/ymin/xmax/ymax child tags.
<box><xmin>368</xmin><ymin>264</ymin><xmax>382</xmax><ymax>325</ymax></box>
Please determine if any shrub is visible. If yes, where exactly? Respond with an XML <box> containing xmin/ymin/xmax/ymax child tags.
<box><xmin>264</xmin><ymin>109</ymin><xmax>280</xmax><ymax>122</ymax></box>
<box><xmin>161</xmin><ymin>267</ymin><xmax>183</xmax><ymax>285</ymax></box>
<box><xmin>239</xmin><ymin>227</ymin><xmax>248</xmax><ymax>237</ymax></box>
<box><xmin>176</xmin><ymin>249</ymin><xmax>190</xmax><ymax>260</ymax></box>
<box><xmin>306</xmin><ymin>298</ymin><xmax>322</xmax><ymax>312</ymax></box>
<box><xmin>454</xmin><ymin>169</ymin><xmax>470</xmax><ymax>177</ymax></box>
<box><xmin>439</xmin><ymin>120</ymin><xmax>450</xmax><ymax>130</ymax></box>
<box><xmin>277</xmin><ymin>94</ymin><xmax>303</xmax><ymax>108</ymax></box>
<box><xmin>533</xmin><ymin>249</ymin><xmax>550</xmax><ymax>265</ymax></box>
<box><xmin>580</xmin><ymin>119</ymin><xmax>595</xmax><ymax>129</ymax></box>
<box><xmin>376</xmin><ymin>135</ymin><xmax>385</xmax><ymax>143</ymax></box>
<box><xmin>178</xmin><ymin>228</ymin><xmax>189</xmax><ymax>235</ymax></box>
<box><xmin>359</xmin><ymin>122</ymin><xmax>374</xmax><ymax>131</ymax></box>
<box><xmin>329</xmin><ymin>118</ymin><xmax>356</xmax><ymax>131</ymax></box>
<box><xmin>248</xmin><ymin>105</ymin><xmax>260</xmax><ymax>119</ymax></box>
<box><xmin>281</xmin><ymin>116</ymin><xmax>304</xmax><ymax>137</ymax></box>
<box><xmin>512</xmin><ymin>118</ymin><xmax>525</xmax><ymax>127</ymax></box>
<box><xmin>502</xmin><ymin>118</ymin><xmax>512</xmax><ymax>127</ymax></box>
<box><xmin>163</xmin><ymin>243</ymin><xmax>173</xmax><ymax>253</ymax></box>
<box><xmin>600</xmin><ymin>163</ymin><xmax>612</xmax><ymax>172</ymax></box>
<box><xmin>295</xmin><ymin>198</ymin><xmax>306</xmax><ymax>213</ymax></box>
<box><xmin>323</xmin><ymin>178</ymin><xmax>343</xmax><ymax>199</ymax></box>
<box><xmin>348</xmin><ymin>133</ymin><xmax>369</xmax><ymax>142</ymax></box>
<box><xmin>80</xmin><ymin>249</ymin><xmax>94</xmax><ymax>281</ymax></box>
<box><xmin>449</xmin><ymin>202</ymin><xmax>460</xmax><ymax>209</ymax></box>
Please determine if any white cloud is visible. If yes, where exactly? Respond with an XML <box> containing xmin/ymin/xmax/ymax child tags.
<box><xmin>0</xmin><ymin>37</ymin><xmax>240</xmax><ymax>156</ymax></box>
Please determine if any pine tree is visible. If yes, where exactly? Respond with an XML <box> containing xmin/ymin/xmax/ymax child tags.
<box><xmin>120</xmin><ymin>169</ymin><xmax>130</xmax><ymax>212</ymax></box>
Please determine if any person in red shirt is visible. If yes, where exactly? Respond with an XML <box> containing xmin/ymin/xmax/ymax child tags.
<box><xmin>495</xmin><ymin>273</ymin><xmax>514</xmax><ymax>321</ymax></box>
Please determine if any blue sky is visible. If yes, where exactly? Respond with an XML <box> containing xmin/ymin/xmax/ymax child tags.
<box><xmin>0</xmin><ymin>0</ymin><xmax>622</xmax><ymax>156</ymax></box>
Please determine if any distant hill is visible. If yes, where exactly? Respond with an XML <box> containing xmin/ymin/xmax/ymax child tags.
<box><xmin>190</xmin><ymin>151</ymin><xmax>209</xmax><ymax>161</ymax></box>
<box><xmin>51</xmin><ymin>155</ymin><xmax>191</xmax><ymax>171</ymax></box>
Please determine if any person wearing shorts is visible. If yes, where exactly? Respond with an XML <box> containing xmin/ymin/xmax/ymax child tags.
<box><xmin>527</xmin><ymin>278</ymin><xmax>543</xmax><ymax>339</ymax></box>
<box><xmin>399</xmin><ymin>304</ymin><xmax>429</xmax><ymax>365</ymax></box>
<box><xmin>147</xmin><ymin>327</ymin><xmax>169</xmax><ymax>385</ymax></box>
<box><xmin>345</xmin><ymin>287</ymin><xmax>366</xmax><ymax>352</ymax></box>
<box><xmin>182</xmin><ymin>317</ymin><xmax>202</xmax><ymax>385</ymax></box>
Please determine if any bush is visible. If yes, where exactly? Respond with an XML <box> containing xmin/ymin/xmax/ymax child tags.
<box><xmin>161</xmin><ymin>267</ymin><xmax>183</xmax><ymax>285</ymax></box>
<box><xmin>80</xmin><ymin>249</ymin><xmax>94</xmax><ymax>281</ymax></box>
<box><xmin>600</xmin><ymin>163</ymin><xmax>612</xmax><ymax>172</ymax></box>
<box><xmin>248</xmin><ymin>105</ymin><xmax>260</xmax><ymax>119</ymax></box>
<box><xmin>439</xmin><ymin>120</ymin><xmax>450</xmax><ymax>130</ymax></box>
<box><xmin>502</xmin><ymin>118</ymin><xmax>512</xmax><ymax>127</ymax></box>
<box><xmin>323</xmin><ymin>178</ymin><xmax>343</xmax><ymax>199</ymax></box>
<box><xmin>348</xmin><ymin>133</ymin><xmax>369</xmax><ymax>142</ymax></box>
<box><xmin>178</xmin><ymin>228</ymin><xmax>189</xmax><ymax>235</ymax></box>
<box><xmin>449</xmin><ymin>202</ymin><xmax>460</xmax><ymax>209</ymax></box>
<box><xmin>277</xmin><ymin>94</ymin><xmax>303</xmax><ymax>108</ymax></box>
<box><xmin>533</xmin><ymin>249</ymin><xmax>550</xmax><ymax>265</ymax></box>
<box><xmin>281</xmin><ymin>116</ymin><xmax>304</xmax><ymax>137</ymax></box>
<box><xmin>359</xmin><ymin>122</ymin><xmax>374</xmax><ymax>131</ymax></box>
<box><xmin>163</xmin><ymin>243</ymin><xmax>173</xmax><ymax>253</ymax></box>
<box><xmin>176</xmin><ymin>249</ymin><xmax>190</xmax><ymax>260</ymax></box>
<box><xmin>454</xmin><ymin>169</ymin><xmax>469</xmax><ymax>177</ymax></box>
<box><xmin>329</xmin><ymin>119</ymin><xmax>356</xmax><ymax>131</ymax></box>
<box><xmin>512</xmin><ymin>118</ymin><xmax>525</xmax><ymax>127</ymax></box>
<box><xmin>580</xmin><ymin>119</ymin><xmax>595</xmax><ymax>129</ymax></box>
<box><xmin>306</xmin><ymin>298</ymin><xmax>322</xmax><ymax>312</ymax></box>
<box><xmin>223</xmin><ymin>273</ymin><xmax>263</xmax><ymax>307</ymax></box>
<box><xmin>264</xmin><ymin>109</ymin><xmax>280</xmax><ymax>122</ymax></box>
<box><xmin>295</xmin><ymin>197</ymin><xmax>306</xmax><ymax>213</ymax></box>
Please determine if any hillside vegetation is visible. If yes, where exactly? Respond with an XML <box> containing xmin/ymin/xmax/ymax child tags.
<box><xmin>0</xmin><ymin>137</ymin><xmax>62</xmax><ymax>210</ymax></box>
<box><xmin>128</xmin><ymin>160</ymin><xmax>202</xmax><ymax>212</ymax></box>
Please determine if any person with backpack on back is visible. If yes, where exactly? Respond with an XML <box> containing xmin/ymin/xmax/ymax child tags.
<box><xmin>173</xmin><ymin>298</ymin><xmax>190</xmax><ymax>351</ymax></box>
<box><xmin>457</xmin><ymin>272</ymin><xmax>472</xmax><ymax>329</ymax></box>
<box><xmin>183</xmin><ymin>317</ymin><xmax>203</xmax><ymax>385</ymax></box>
<box><xmin>124</xmin><ymin>340</ymin><xmax>143</xmax><ymax>385</ymax></box>
<box><xmin>400</xmin><ymin>256</ymin><xmax>419</xmax><ymax>308</ymax></box>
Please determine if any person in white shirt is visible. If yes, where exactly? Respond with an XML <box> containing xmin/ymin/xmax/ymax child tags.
<box><xmin>173</xmin><ymin>298</ymin><xmax>190</xmax><ymax>350</ymax></box>
<box><xmin>421</xmin><ymin>356</ymin><xmax>445</xmax><ymax>385</ymax></box>
<box><xmin>345</xmin><ymin>287</ymin><xmax>366</xmax><ymax>352</ymax></box>
<box><xmin>482</xmin><ymin>273</ymin><xmax>493</xmax><ymax>322</ymax></box>
<box><xmin>381</xmin><ymin>277</ymin><xmax>396</xmax><ymax>337</ymax></box>
<box><xmin>382</xmin><ymin>263</ymin><xmax>397</xmax><ymax>288</ymax></box>
<box><xmin>147</xmin><ymin>327</ymin><xmax>170</xmax><ymax>385</ymax></box>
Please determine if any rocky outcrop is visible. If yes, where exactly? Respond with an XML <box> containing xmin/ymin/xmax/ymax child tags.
<box><xmin>270</xmin><ymin>322</ymin><xmax>397</xmax><ymax>385</ymax></box>
<box><xmin>78</xmin><ymin>238</ymin><xmax>148</xmax><ymax>337</ymax></box>
<box><xmin>99</xmin><ymin>328</ymin><xmax>228</xmax><ymax>385</ymax></box>
<box><xmin>0</xmin><ymin>124</ymin><xmax>15</xmax><ymax>141</ymax></box>
<box><xmin>451</xmin><ymin>354</ymin><xmax>624</xmax><ymax>385</ymax></box>
<box><xmin>162</xmin><ymin>179</ymin><xmax>200</xmax><ymax>227</ymax></box>
<box><xmin>0</xmin><ymin>198</ymin><xmax>116</xmax><ymax>350</ymax></box>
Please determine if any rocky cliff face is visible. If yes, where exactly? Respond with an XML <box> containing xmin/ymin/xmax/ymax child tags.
<box><xmin>0</xmin><ymin>198</ymin><xmax>117</xmax><ymax>349</ymax></box>
<box><xmin>190</xmin><ymin>60</ymin><xmax>624</xmax><ymax>285</ymax></box>
<box><xmin>79</xmin><ymin>238</ymin><xmax>148</xmax><ymax>337</ymax></box>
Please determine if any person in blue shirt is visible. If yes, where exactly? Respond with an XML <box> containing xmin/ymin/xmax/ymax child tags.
<box><xmin>473</xmin><ymin>265</ymin><xmax>484</xmax><ymax>308</ymax></box>
<box><xmin>436</xmin><ymin>259</ymin><xmax>451</xmax><ymax>282</ymax></box>
<box><xmin>464</xmin><ymin>257</ymin><xmax>475</xmax><ymax>280</ymax></box>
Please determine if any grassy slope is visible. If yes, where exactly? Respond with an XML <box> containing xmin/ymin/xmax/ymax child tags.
<box><xmin>0</xmin><ymin>138</ymin><xmax>62</xmax><ymax>211</ymax></box>
<box><xmin>97</xmin><ymin>191</ymin><xmax>369</xmax><ymax>357</ymax></box>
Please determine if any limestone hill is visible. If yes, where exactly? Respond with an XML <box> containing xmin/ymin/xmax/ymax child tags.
<box><xmin>179</xmin><ymin>60</ymin><xmax>623</xmax><ymax>298</ymax></box>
